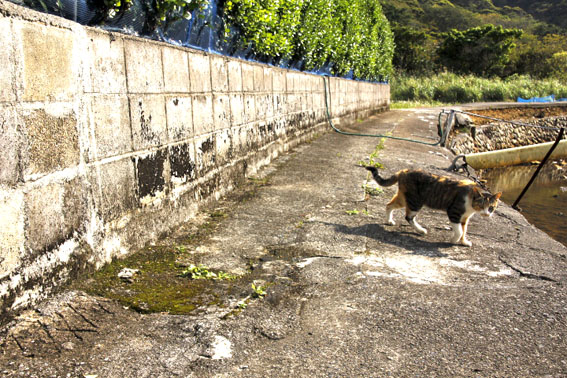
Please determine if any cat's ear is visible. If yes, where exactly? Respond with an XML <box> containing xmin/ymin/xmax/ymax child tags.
<box><xmin>494</xmin><ymin>192</ymin><xmax>502</xmax><ymax>200</ymax></box>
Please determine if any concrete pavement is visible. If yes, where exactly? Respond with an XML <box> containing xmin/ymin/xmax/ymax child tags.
<box><xmin>1</xmin><ymin>107</ymin><xmax>566</xmax><ymax>377</ymax></box>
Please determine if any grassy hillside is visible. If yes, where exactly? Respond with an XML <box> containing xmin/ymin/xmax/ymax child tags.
<box><xmin>493</xmin><ymin>0</ymin><xmax>567</xmax><ymax>30</ymax></box>
<box><xmin>379</xmin><ymin>0</ymin><xmax>566</xmax><ymax>34</ymax></box>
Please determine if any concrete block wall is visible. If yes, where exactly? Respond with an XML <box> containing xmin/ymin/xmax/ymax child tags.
<box><xmin>0</xmin><ymin>0</ymin><xmax>389</xmax><ymax>320</ymax></box>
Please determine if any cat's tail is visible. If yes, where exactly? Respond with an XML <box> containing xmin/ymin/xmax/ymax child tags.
<box><xmin>365</xmin><ymin>166</ymin><xmax>399</xmax><ymax>187</ymax></box>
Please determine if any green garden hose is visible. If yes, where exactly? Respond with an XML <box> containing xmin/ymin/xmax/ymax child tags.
<box><xmin>322</xmin><ymin>76</ymin><xmax>445</xmax><ymax>146</ymax></box>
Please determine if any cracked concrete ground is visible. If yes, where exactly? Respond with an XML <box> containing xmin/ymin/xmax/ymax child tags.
<box><xmin>1</xmin><ymin>106</ymin><xmax>567</xmax><ymax>377</ymax></box>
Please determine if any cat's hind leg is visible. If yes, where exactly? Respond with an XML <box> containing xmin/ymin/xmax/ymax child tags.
<box><xmin>405</xmin><ymin>210</ymin><xmax>427</xmax><ymax>235</ymax></box>
<box><xmin>385</xmin><ymin>193</ymin><xmax>404</xmax><ymax>225</ymax></box>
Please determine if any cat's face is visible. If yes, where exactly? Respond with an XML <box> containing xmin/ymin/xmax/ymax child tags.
<box><xmin>475</xmin><ymin>191</ymin><xmax>502</xmax><ymax>217</ymax></box>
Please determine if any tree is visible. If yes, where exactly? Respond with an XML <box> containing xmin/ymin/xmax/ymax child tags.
<box><xmin>508</xmin><ymin>33</ymin><xmax>567</xmax><ymax>78</ymax></box>
<box><xmin>437</xmin><ymin>24</ymin><xmax>523</xmax><ymax>76</ymax></box>
<box><xmin>548</xmin><ymin>51</ymin><xmax>567</xmax><ymax>81</ymax></box>
<box><xmin>392</xmin><ymin>26</ymin><xmax>437</xmax><ymax>74</ymax></box>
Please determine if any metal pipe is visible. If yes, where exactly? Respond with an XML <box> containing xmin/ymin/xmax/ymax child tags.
<box><xmin>512</xmin><ymin>127</ymin><xmax>565</xmax><ymax>210</ymax></box>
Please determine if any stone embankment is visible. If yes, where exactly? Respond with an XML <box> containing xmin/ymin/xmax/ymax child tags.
<box><xmin>450</xmin><ymin>110</ymin><xmax>567</xmax><ymax>156</ymax></box>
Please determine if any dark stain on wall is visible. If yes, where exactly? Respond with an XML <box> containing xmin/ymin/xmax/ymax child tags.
<box><xmin>136</xmin><ymin>149</ymin><xmax>167</xmax><ymax>198</ymax></box>
<box><xmin>196</xmin><ymin>136</ymin><xmax>216</xmax><ymax>176</ymax></box>
<box><xmin>169</xmin><ymin>143</ymin><xmax>195</xmax><ymax>181</ymax></box>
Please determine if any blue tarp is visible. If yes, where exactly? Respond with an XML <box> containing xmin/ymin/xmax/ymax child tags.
<box><xmin>517</xmin><ymin>94</ymin><xmax>555</xmax><ymax>103</ymax></box>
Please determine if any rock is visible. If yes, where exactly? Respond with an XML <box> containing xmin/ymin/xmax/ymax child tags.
<box><xmin>62</xmin><ymin>342</ymin><xmax>75</xmax><ymax>351</ymax></box>
<box><xmin>455</xmin><ymin>113</ymin><xmax>473</xmax><ymax>128</ymax></box>
<box><xmin>117</xmin><ymin>268</ymin><xmax>140</xmax><ymax>283</ymax></box>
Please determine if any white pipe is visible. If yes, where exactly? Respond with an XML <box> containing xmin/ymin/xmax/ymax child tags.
<box><xmin>464</xmin><ymin>140</ymin><xmax>567</xmax><ymax>169</ymax></box>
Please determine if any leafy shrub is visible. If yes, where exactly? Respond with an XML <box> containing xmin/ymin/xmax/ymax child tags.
<box><xmin>83</xmin><ymin>0</ymin><xmax>209</xmax><ymax>33</ymax></box>
<box><xmin>481</xmin><ymin>85</ymin><xmax>506</xmax><ymax>102</ymax></box>
<box><xmin>222</xmin><ymin>0</ymin><xmax>303</xmax><ymax>60</ymax></box>
<box><xmin>294</xmin><ymin>0</ymin><xmax>340</xmax><ymax>70</ymax></box>
<box><xmin>222</xmin><ymin>0</ymin><xmax>394</xmax><ymax>81</ymax></box>
<box><xmin>141</xmin><ymin>0</ymin><xmax>208</xmax><ymax>34</ymax></box>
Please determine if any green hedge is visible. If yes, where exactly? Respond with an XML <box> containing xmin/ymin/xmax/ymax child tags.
<box><xmin>222</xmin><ymin>0</ymin><xmax>394</xmax><ymax>81</ymax></box>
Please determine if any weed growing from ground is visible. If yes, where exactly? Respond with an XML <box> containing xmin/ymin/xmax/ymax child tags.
<box><xmin>180</xmin><ymin>264</ymin><xmax>238</xmax><ymax>281</ymax></box>
<box><xmin>251</xmin><ymin>283</ymin><xmax>267</xmax><ymax>298</ymax></box>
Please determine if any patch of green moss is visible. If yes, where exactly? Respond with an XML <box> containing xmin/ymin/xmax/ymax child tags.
<box><xmin>74</xmin><ymin>172</ymin><xmax>279</xmax><ymax>315</ymax></box>
<box><xmin>74</xmin><ymin>247</ymin><xmax>242</xmax><ymax>315</ymax></box>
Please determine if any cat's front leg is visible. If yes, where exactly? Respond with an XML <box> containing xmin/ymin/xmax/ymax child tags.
<box><xmin>386</xmin><ymin>208</ymin><xmax>396</xmax><ymax>225</ymax></box>
<box><xmin>459</xmin><ymin>218</ymin><xmax>472</xmax><ymax>246</ymax></box>
<box><xmin>460</xmin><ymin>237</ymin><xmax>472</xmax><ymax>247</ymax></box>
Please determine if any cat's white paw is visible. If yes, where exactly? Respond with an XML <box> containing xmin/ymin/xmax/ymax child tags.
<box><xmin>450</xmin><ymin>236</ymin><xmax>461</xmax><ymax>244</ymax></box>
<box><xmin>413</xmin><ymin>223</ymin><xmax>427</xmax><ymax>234</ymax></box>
<box><xmin>387</xmin><ymin>219</ymin><xmax>396</xmax><ymax>226</ymax></box>
<box><xmin>460</xmin><ymin>238</ymin><xmax>472</xmax><ymax>247</ymax></box>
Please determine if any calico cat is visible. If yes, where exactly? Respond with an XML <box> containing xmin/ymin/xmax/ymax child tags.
<box><xmin>365</xmin><ymin>167</ymin><xmax>501</xmax><ymax>246</ymax></box>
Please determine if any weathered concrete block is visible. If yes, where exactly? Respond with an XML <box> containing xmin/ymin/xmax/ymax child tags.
<box><xmin>253</xmin><ymin>65</ymin><xmax>264</xmax><ymax>92</ymax></box>
<box><xmin>124</xmin><ymin>38</ymin><xmax>164</xmax><ymax>94</ymax></box>
<box><xmin>21</xmin><ymin>107</ymin><xmax>79</xmax><ymax>178</ymax></box>
<box><xmin>273</xmin><ymin>93</ymin><xmax>287</xmax><ymax>115</ymax></box>
<box><xmin>242</xmin><ymin>123</ymin><xmax>259</xmax><ymax>151</ymax></box>
<box><xmin>213</xmin><ymin>94</ymin><xmax>231</xmax><ymax>131</ymax></box>
<box><xmin>169</xmin><ymin>142</ymin><xmax>195</xmax><ymax>187</ymax></box>
<box><xmin>264</xmin><ymin>94</ymin><xmax>275</xmax><ymax>119</ymax></box>
<box><xmin>313</xmin><ymin>75</ymin><xmax>324</xmax><ymax>92</ymax></box>
<box><xmin>301</xmin><ymin>93</ymin><xmax>311</xmax><ymax>112</ymax></box>
<box><xmin>0</xmin><ymin>17</ymin><xmax>15</xmax><ymax>102</ymax></box>
<box><xmin>255</xmin><ymin>94</ymin><xmax>270</xmax><ymax>121</ymax></box>
<box><xmin>210</xmin><ymin>55</ymin><xmax>228</xmax><ymax>93</ymax></box>
<box><xmin>91</xmin><ymin>158</ymin><xmax>137</xmax><ymax>221</ymax></box>
<box><xmin>0</xmin><ymin>189</ymin><xmax>24</xmax><ymax>280</ymax></box>
<box><xmin>129</xmin><ymin>95</ymin><xmax>167</xmax><ymax>150</ymax></box>
<box><xmin>17</xmin><ymin>21</ymin><xmax>76</xmax><ymax>102</ymax></box>
<box><xmin>166</xmin><ymin>96</ymin><xmax>193</xmax><ymax>142</ymax></box>
<box><xmin>25</xmin><ymin>177</ymin><xmax>87</xmax><ymax>252</ymax></box>
<box><xmin>230</xmin><ymin>94</ymin><xmax>244</xmax><ymax>126</ymax></box>
<box><xmin>313</xmin><ymin>92</ymin><xmax>324</xmax><ymax>111</ymax></box>
<box><xmin>62</xmin><ymin>177</ymin><xmax>89</xmax><ymax>236</ymax></box>
<box><xmin>287</xmin><ymin>94</ymin><xmax>299</xmax><ymax>113</ymax></box>
<box><xmin>230</xmin><ymin>125</ymin><xmax>246</xmax><ymax>157</ymax></box>
<box><xmin>85</xmin><ymin>29</ymin><xmax>127</xmax><ymax>94</ymax></box>
<box><xmin>215</xmin><ymin>128</ymin><xmax>233</xmax><ymax>166</ymax></box>
<box><xmin>135</xmin><ymin>149</ymin><xmax>168</xmax><ymax>203</ymax></box>
<box><xmin>273</xmin><ymin>70</ymin><xmax>286</xmax><ymax>92</ymax></box>
<box><xmin>192</xmin><ymin>95</ymin><xmax>214</xmax><ymax>136</ymax></box>
<box><xmin>241</xmin><ymin>63</ymin><xmax>255</xmax><ymax>92</ymax></box>
<box><xmin>90</xmin><ymin>95</ymin><xmax>131</xmax><ymax>160</ymax></box>
<box><xmin>243</xmin><ymin>95</ymin><xmax>256</xmax><ymax>123</ymax></box>
<box><xmin>263</xmin><ymin>67</ymin><xmax>273</xmax><ymax>92</ymax></box>
<box><xmin>286</xmin><ymin>72</ymin><xmax>295</xmax><ymax>93</ymax></box>
<box><xmin>189</xmin><ymin>53</ymin><xmax>211</xmax><ymax>93</ymax></box>
<box><xmin>194</xmin><ymin>134</ymin><xmax>216</xmax><ymax>176</ymax></box>
<box><xmin>162</xmin><ymin>47</ymin><xmax>190</xmax><ymax>93</ymax></box>
<box><xmin>227</xmin><ymin>60</ymin><xmax>242</xmax><ymax>92</ymax></box>
<box><xmin>0</xmin><ymin>106</ymin><xmax>21</xmax><ymax>186</ymax></box>
<box><xmin>274</xmin><ymin>117</ymin><xmax>286</xmax><ymax>138</ymax></box>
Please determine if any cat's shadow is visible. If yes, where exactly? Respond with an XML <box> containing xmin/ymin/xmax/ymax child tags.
<box><xmin>322</xmin><ymin>221</ymin><xmax>452</xmax><ymax>258</ymax></box>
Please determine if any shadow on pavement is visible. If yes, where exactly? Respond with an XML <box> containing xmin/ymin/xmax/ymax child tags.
<box><xmin>323</xmin><ymin>221</ymin><xmax>451</xmax><ymax>258</ymax></box>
